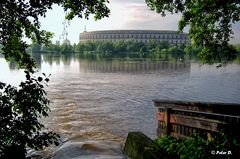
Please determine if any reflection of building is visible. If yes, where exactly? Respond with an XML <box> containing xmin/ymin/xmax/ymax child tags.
<box><xmin>79</xmin><ymin>30</ymin><xmax>190</xmax><ymax>45</ymax></box>
<box><xmin>80</xmin><ymin>60</ymin><xmax>190</xmax><ymax>73</ymax></box>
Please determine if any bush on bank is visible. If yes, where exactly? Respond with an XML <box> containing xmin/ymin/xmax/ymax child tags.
<box><xmin>34</xmin><ymin>40</ymin><xmax>197</xmax><ymax>61</ymax></box>
<box><xmin>155</xmin><ymin>131</ymin><xmax>240</xmax><ymax>159</ymax></box>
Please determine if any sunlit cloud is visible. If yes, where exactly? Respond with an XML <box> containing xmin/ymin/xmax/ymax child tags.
<box><xmin>121</xmin><ymin>3</ymin><xmax>182</xmax><ymax>31</ymax></box>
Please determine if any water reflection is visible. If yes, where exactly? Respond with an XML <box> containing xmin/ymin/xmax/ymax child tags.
<box><xmin>42</xmin><ymin>54</ymin><xmax>73</xmax><ymax>67</ymax></box>
<box><xmin>79</xmin><ymin>60</ymin><xmax>190</xmax><ymax>73</ymax></box>
<box><xmin>7</xmin><ymin>53</ymin><xmax>42</xmax><ymax>70</ymax></box>
<box><xmin>39</xmin><ymin>53</ymin><xmax>191</xmax><ymax>74</ymax></box>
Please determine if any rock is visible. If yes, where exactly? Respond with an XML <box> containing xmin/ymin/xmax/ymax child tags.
<box><xmin>53</xmin><ymin>140</ymin><xmax>126</xmax><ymax>159</ymax></box>
<box><xmin>124</xmin><ymin>132</ymin><xmax>162</xmax><ymax>159</ymax></box>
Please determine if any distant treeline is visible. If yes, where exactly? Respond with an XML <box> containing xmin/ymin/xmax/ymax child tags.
<box><xmin>234</xmin><ymin>43</ymin><xmax>240</xmax><ymax>52</ymax></box>
<box><xmin>30</xmin><ymin>40</ymin><xmax>240</xmax><ymax>61</ymax></box>
<box><xmin>31</xmin><ymin>40</ymin><xmax>201</xmax><ymax>60</ymax></box>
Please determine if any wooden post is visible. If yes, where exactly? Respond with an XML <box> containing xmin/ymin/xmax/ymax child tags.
<box><xmin>164</xmin><ymin>108</ymin><xmax>171</xmax><ymax>135</ymax></box>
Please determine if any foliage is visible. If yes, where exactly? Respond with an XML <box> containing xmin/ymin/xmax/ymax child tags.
<box><xmin>0</xmin><ymin>0</ymin><xmax>110</xmax><ymax>158</ymax></box>
<box><xmin>30</xmin><ymin>42</ymin><xmax>43</xmax><ymax>53</ymax></box>
<box><xmin>146</xmin><ymin>0</ymin><xmax>240</xmax><ymax>64</ymax></box>
<box><xmin>155</xmin><ymin>135</ymin><xmax>179</xmax><ymax>158</ymax></box>
<box><xmin>234</xmin><ymin>43</ymin><xmax>240</xmax><ymax>52</ymax></box>
<box><xmin>0</xmin><ymin>72</ymin><xmax>59</xmax><ymax>158</ymax></box>
<box><xmin>155</xmin><ymin>131</ymin><xmax>240</xmax><ymax>159</ymax></box>
<box><xmin>39</xmin><ymin>40</ymin><xmax>195</xmax><ymax>61</ymax></box>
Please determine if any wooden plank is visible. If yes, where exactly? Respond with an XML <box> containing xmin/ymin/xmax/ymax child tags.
<box><xmin>170</xmin><ymin>132</ymin><xmax>188</xmax><ymax>139</ymax></box>
<box><xmin>153</xmin><ymin>100</ymin><xmax>240</xmax><ymax>116</ymax></box>
<box><xmin>156</xmin><ymin>112</ymin><xmax>165</xmax><ymax>121</ymax></box>
<box><xmin>169</xmin><ymin>114</ymin><xmax>226</xmax><ymax>132</ymax></box>
<box><xmin>158</xmin><ymin>120</ymin><xmax>165</xmax><ymax>129</ymax></box>
<box><xmin>153</xmin><ymin>99</ymin><xmax>240</xmax><ymax>107</ymax></box>
<box><xmin>164</xmin><ymin>108</ymin><xmax>171</xmax><ymax>135</ymax></box>
<box><xmin>170</xmin><ymin>109</ymin><xmax>240</xmax><ymax>125</ymax></box>
<box><xmin>157</xmin><ymin>128</ymin><xmax>165</xmax><ymax>137</ymax></box>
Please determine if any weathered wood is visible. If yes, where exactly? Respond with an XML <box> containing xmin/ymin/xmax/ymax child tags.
<box><xmin>164</xmin><ymin>108</ymin><xmax>171</xmax><ymax>135</ymax></box>
<box><xmin>170</xmin><ymin>132</ymin><xmax>188</xmax><ymax>139</ymax></box>
<box><xmin>154</xmin><ymin>100</ymin><xmax>240</xmax><ymax>116</ymax></box>
<box><xmin>157</xmin><ymin>128</ymin><xmax>165</xmax><ymax>137</ymax></box>
<box><xmin>170</xmin><ymin>114</ymin><xmax>225</xmax><ymax>132</ymax></box>
<box><xmin>154</xmin><ymin>100</ymin><xmax>240</xmax><ymax>138</ymax></box>
<box><xmin>156</xmin><ymin>112</ymin><xmax>165</xmax><ymax>121</ymax></box>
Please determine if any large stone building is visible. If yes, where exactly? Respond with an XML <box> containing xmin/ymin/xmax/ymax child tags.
<box><xmin>79</xmin><ymin>30</ymin><xmax>190</xmax><ymax>45</ymax></box>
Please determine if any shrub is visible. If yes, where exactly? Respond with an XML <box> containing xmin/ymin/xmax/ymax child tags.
<box><xmin>155</xmin><ymin>131</ymin><xmax>240</xmax><ymax>159</ymax></box>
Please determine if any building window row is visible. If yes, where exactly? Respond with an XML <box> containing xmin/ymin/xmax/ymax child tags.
<box><xmin>81</xmin><ymin>33</ymin><xmax>187</xmax><ymax>40</ymax></box>
<box><xmin>80</xmin><ymin>38</ymin><xmax>188</xmax><ymax>44</ymax></box>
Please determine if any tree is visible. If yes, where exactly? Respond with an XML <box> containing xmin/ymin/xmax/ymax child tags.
<box><xmin>97</xmin><ymin>41</ymin><xmax>114</xmax><ymax>55</ymax></box>
<box><xmin>234</xmin><ymin>43</ymin><xmax>240</xmax><ymax>52</ymax></box>
<box><xmin>0</xmin><ymin>0</ymin><xmax>110</xmax><ymax>158</ymax></box>
<box><xmin>114</xmin><ymin>41</ymin><xmax>126</xmax><ymax>53</ymax></box>
<box><xmin>52</xmin><ymin>40</ymin><xmax>62</xmax><ymax>53</ymax></box>
<box><xmin>74</xmin><ymin>43</ymin><xmax>85</xmax><ymax>54</ymax></box>
<box><xmin>61</xmin><ymin>42</ymin><xmax>73</xmax><ymax>54</ymax></box>
<box><xmin>146</xmin><ymin>0</ymin><xmax>240</xmax><ymax>63</ymax></box>
<box><xmin>31</xmin><ymin>42</ymin><xmax>42</xmax><ymax>53</ymax></box>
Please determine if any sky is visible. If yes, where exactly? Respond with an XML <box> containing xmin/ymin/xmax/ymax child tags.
<box><xmin>39</xmin><ymin>0</ymin><xmax>240</xmax><ymax>44</ymax></box>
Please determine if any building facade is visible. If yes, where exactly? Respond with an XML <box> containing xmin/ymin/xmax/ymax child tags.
<box><xmin>79</xmin><ymin>30</ymin><xmax>190</xmax><ymax>45</ymax></box>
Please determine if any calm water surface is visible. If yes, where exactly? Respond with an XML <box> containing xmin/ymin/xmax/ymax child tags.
<box><xmin>1</xmin><ymin>54</ymin><xmax>240</xmax><ymax>158</ymax></box>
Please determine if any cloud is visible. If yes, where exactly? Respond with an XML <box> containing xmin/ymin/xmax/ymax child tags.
<box><xmin>121</xmin><ymin>3</ymin><xmax>181</xmax><ymax>31</ymax></box>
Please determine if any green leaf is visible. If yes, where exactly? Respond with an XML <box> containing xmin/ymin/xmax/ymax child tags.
<box><xmin>38</xmin><ymin>77</ymin><xmax>43</xmax><ymax>82</ymax></box>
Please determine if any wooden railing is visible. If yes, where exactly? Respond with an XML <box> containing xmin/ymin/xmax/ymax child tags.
<box><xmin>154</xmin><ymin>100</ymin><xmax>240</xmax><ymax>139</ymax></box>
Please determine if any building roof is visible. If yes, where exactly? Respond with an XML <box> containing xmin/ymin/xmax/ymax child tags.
<box><xmin>80</xmin><ymin>30</ymin><xmax>188</xmax><ymax>34</ymax></box>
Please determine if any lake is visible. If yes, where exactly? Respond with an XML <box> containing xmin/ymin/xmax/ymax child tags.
<box><xmin>1</xmin><ymin>54</ymin><xmax>240</xmax><ymax>158</ymax></box>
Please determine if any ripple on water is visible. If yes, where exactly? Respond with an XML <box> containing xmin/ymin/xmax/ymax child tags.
<box><xmin>38</xmin><ymin>60</ymin><xmax>240</xmax><ymax>158</ymax></box>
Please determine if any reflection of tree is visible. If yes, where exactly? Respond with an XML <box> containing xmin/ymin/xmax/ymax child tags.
<box><xmin>41</xmin><ymin>54</ymin><xmax>74</xmax><ymax>67</ymax></box>
<box><xmin>31</xmin><ymin>53</ymin><xmax>42</xmax><ymax>68</ymax></box>
<box><xmin>53</xmin><ymin>55</ymin><xmax>61</xmax><ymax>66</ymax></box>
<box><xmin>42</xmin><ymin>54</ymin><xmax>54</xmax><ymax>66</ymax></box>
<box><xmin>7</xmin><ymin>54</ymin><xmax>42</xmax><ymax>70</ymax></box>
<box><xmin>61</xmin><ymin>54</ymin><xmax>72</xmax><ymax>66</ymax></box>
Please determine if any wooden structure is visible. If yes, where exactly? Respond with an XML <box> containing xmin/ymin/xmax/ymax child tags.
<box><xmin>154</xmin><ymin>100</ymin><xmax>240</xmax><ymax>139</ymax></box>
